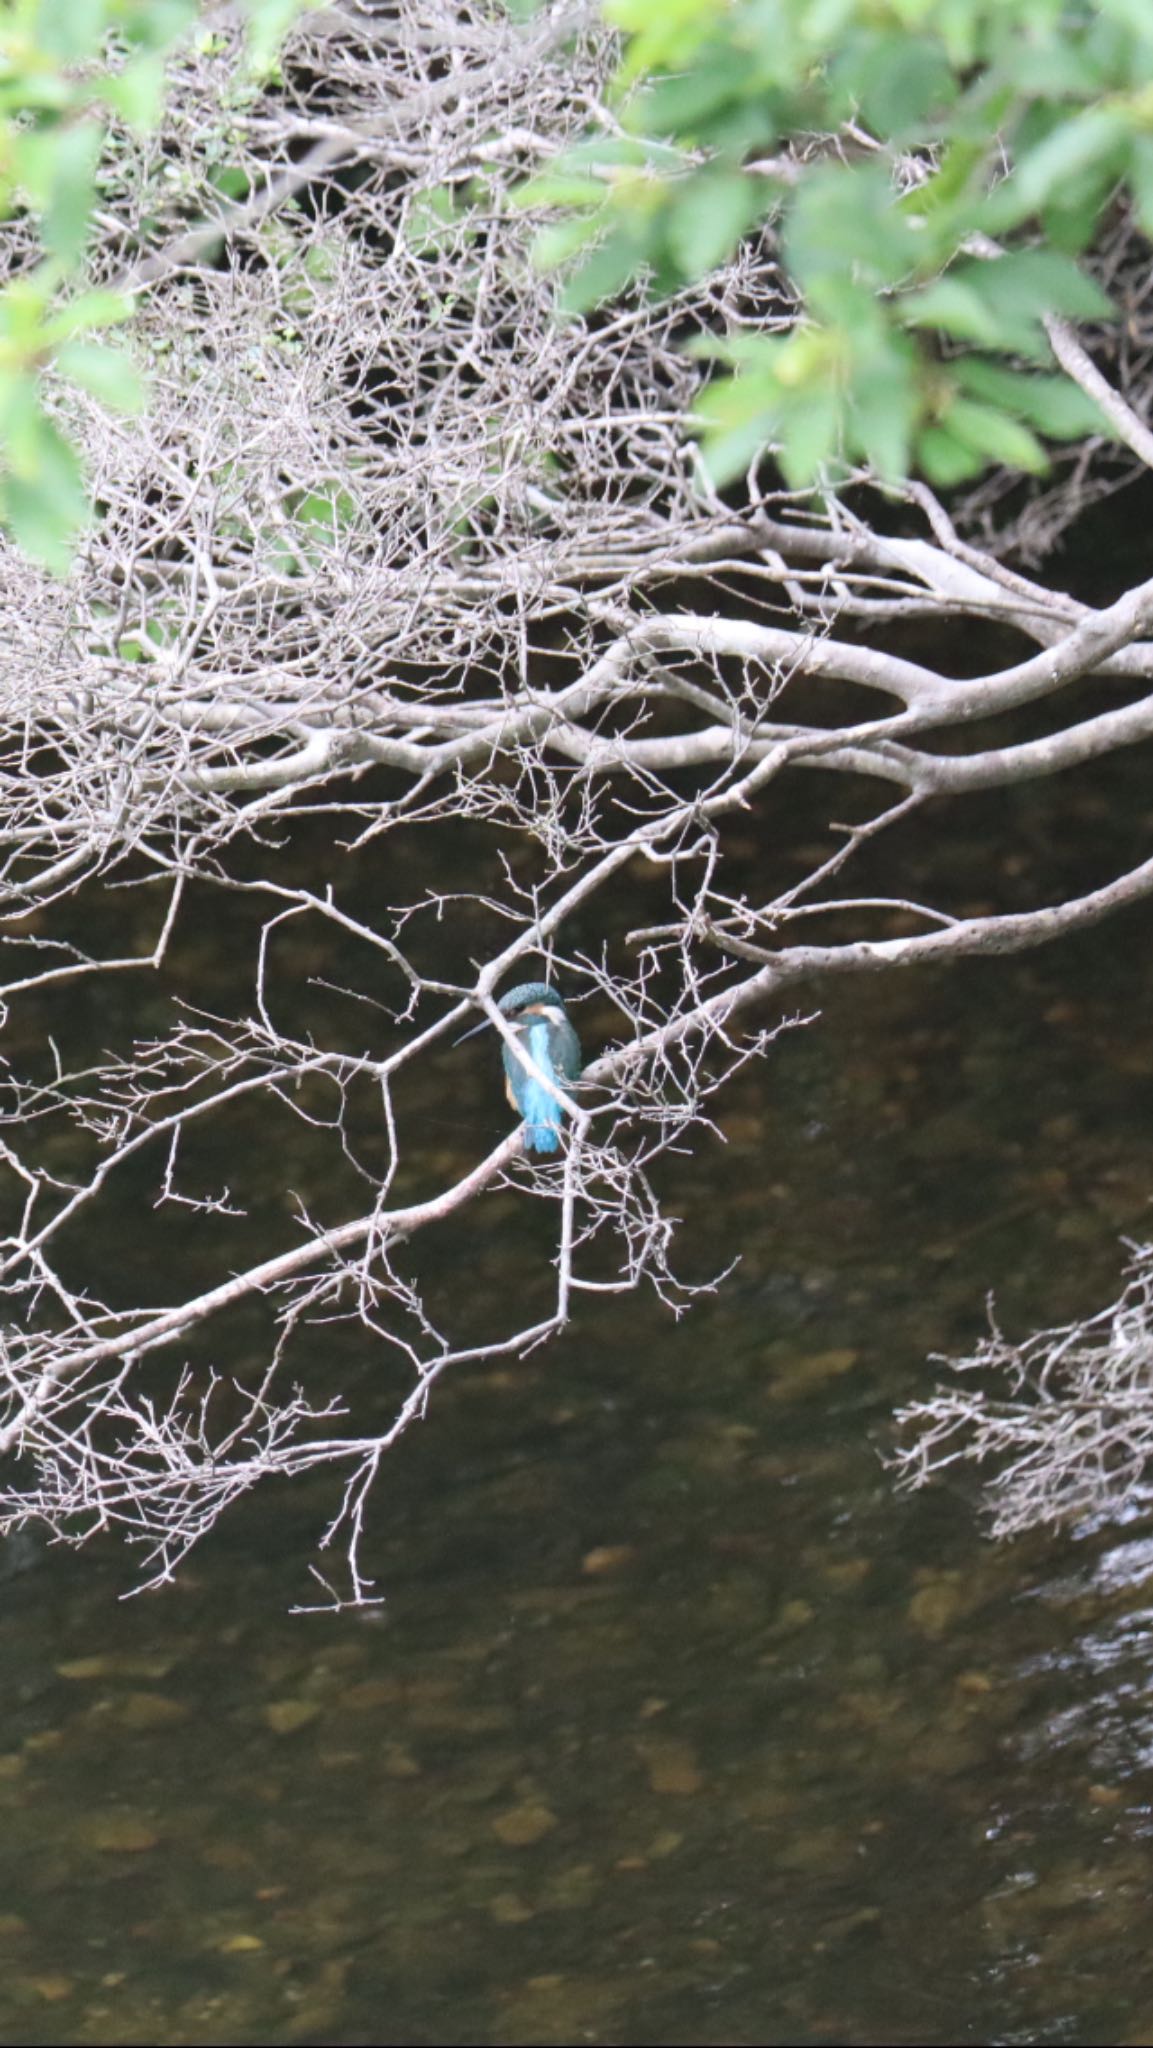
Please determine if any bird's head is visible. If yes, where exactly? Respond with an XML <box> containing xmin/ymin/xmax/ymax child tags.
<box><xmin>454</xmin><ymin>982</ymin><xmax>568</xmax><ymax>1045</ymax></box>
<box><xmin>497</xmin><ymin>982</ymin><xmax>568</xmax><ymax>1021</ymax></box>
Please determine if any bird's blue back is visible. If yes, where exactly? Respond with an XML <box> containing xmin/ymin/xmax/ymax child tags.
<box><xmin>502</xmin><ymin>1003</ymin><xmax>581</xmax><ymax>1155</ymax></box>
<box><xmin>507</xmin><ymin>1019</ymin><xmax>563</xmax><ymax>1154</ymax></box>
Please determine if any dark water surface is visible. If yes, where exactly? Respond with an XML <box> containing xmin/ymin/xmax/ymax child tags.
<box><xmin>4</xmin><ymin>875</ymin><xmax>1153</xmax><ymax>2043</ymax></box>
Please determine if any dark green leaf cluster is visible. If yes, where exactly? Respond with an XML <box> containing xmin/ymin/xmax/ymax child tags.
<box><xmin>519</xmin><ymin>0</ymin><xmax>1152</xmax><ymax>488</ymax></box>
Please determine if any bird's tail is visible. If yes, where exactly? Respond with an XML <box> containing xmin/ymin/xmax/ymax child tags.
<box><xmin>522</xmin><ymin>1078</ymin><xmax>563</xmax><ymax>1154</ymax></box>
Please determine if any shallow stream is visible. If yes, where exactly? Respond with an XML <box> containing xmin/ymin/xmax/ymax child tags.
<box><xmin>2</xmin><ymin>797</ymin><xmax>1153</xmax><ymax>2045</ymax></box>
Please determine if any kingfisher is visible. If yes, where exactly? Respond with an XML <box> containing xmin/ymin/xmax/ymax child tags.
<box><xmin>459</xmin><ymin>982</ymin><xmax>581</xmax><ymax>1154</ymax></box>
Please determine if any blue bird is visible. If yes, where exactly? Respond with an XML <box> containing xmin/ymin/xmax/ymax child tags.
<box><xmin>460</xmin><ymin>982</ymin><xmax>581</xmax><ymax>1154</ymax></box>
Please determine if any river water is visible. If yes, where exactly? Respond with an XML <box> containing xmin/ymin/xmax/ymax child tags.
<box><xmin>2</xmin><ymin>770</ymin><xmax>1153</xmax><ymax>2045</ymax></box>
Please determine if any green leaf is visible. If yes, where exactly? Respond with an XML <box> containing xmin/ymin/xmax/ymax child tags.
<box><xmin>1129</xmin><ymin>132</ymin><xmax>1153</xmax><ymax>237</ymax></box>
<box><xmin>0</xmin><ymin>374</ymin><xmax>44</xmax><ymax>466</ymax></box>
<box><xmin>605</xmin><ymin>0</ymin><xmax>726</xmax><ymax>87</ymax></box>
<box><xmin>0</xmin><ymin>410</ymin><xmax>87</xmax><ymax>572</ymax></box>
<box><xmin>989</xmin><ymin>106</ymin><xmax>1131</xmax><ymax>231</ymax></box>
<box><xmin>118</xmin><ymin>0</ymin><xmax>197</xmax><ymax>52</ymax></box>
<box><xmin>513</xmin><ymin>173</ymin><xmax>607</xmax><ymax>212</ymax></box>
<box><xmin>934</xmin><ymin>0</ymin><xmax>983</xmax><ymax>68</ymax></box>
<box><xmin>850</xmin><ymin>346</ymin><xmax>920</xmax><ymax>481</ymax></box>
<box><xmin>55</xmin><ymin>341</ymin><xmax>145</xmax><ymax>412</ymax></box>
<box><xmin>243</xmin><ymin>0</ymin><xmax>305</xmax><ymax>77</ymax></box>
<box><xmin>786</xmin><ymin>163</ymin><xmax>920</xmax><ymax>321</ymax></box>
<box><xmin>696</xmin><ymin>335</ymin><xmax>847</xmax><ymax>489</ymax></box>
<box><xmin>532</xmin><ymin>214</ymin><xmax>607</xmax><ymax>272</ymax></box>
<box><xmin>693</xmin><ymin>359</ymin><xmax>782</xmax><ymax>484</ymax></box>
<box><xmin>916</xmin><ymin>424</ymin><xmax>984</xmax><ymax>486</ymax></box>
<box><xmin>664</xmin><ymin>170</ymin><xmax>760</xmax><ymax>277</ymax></box>
<box><xmin>903</xmin><ymin>277</ymin><xmax>1004</xmax><ymax>347</ymax></box>
<box><xmin>208</xmin><ymin>163</ymin><xmax>251</xmax><ymax>202</ymax></box>
<box><xmin>953</xmin><ymin>360</ymin><xmax>1112</xmax><ymax>440</ymax></box>
<box><xmin>100</xmin><ymin>51</ymin><xmax>167</xmax><ymax>129</ymax></box>
<box><xmin>0</xmin><ymin>271</ymin><xmax>55</xmax><ymax>352</ymax></box>
<box><xmin>11</xmin><ymin>129</ymin><xmax>57</xmax><ymax>210</ymax></box>
<box><xmin>43</xmin><ymin>290</ymin><xmax>133</xmax><ymax>343</ymax></box>
<box><xmin>631</xmin><ymin>46</ymin><xmax>765</xmax><ymax>142</ymax></box>
<box><xmin>907</xmin><ymin>135</ymin><xmax>987</xmax><ymax>234</ymax></box>
<box><xmin>287</xmin><ymin>485</ymin><xmax>357</xmax><ymax>544</ymax></box>
<box><xmin>778</xmin><ymin>386</ymin><xmax>842</xmax><ymax>487</ymax></box>
<box><xmin>1040</xmin><ymin>183</ymin><xmax>1118</xmax><ymax>256</ymax></box>
<box><xmin>905</xmin><ymin>251</ymin><xmax>1112</xmax><ymax>360</ymax></box>
<box><xmin>976</xmin><ymin>247</ymin><xmax>1113</xmax><ymax>329</ymax></box>
<box><xmin>405</xmin><ymin>186</ymin><xmax>474</xmax><ymax>255</ymax></box>
<box><xmin>42</xmin><ymin>119</ymin><xmax>104</xmax><ymax>261</ymax></box>
<box><xmin>559</xmin><ymin>228</ymin><xmax>647</xmax><ymax>314</ymax></box>
<box><xmin>697</xmin><ymin>415</ymin><xmax>777</xmax><ymax>485</ymax></box>
<box><xmin>35</xmin><ymin>0</ymin><xmax>108</xmax><ymax>61</ymax></box>
<box><xmin>541</xmin><ymin>137</ymin><xmax>684</xmax><ymax>171</ymax></box>
<box><xmin>943</xmin><ymin>398</ymin><xmax>1048</xmax><ymax>473</ymax></box>
<box><xmin>1098</xmin><ymin>0</ymin><xmax>1153</xmax><ymax>31</ymax></box>
<box><xmin>828</xmin><ymin>29</ymin><xmax>955</xmax><ymax>140</ymax></box>
<box><xmin>118</xmin><ymin>614</ymin><xmax>174</xmax><ymax>661</ymax></box>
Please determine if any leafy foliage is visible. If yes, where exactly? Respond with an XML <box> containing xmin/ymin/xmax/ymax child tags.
<box><xmin>519</xmin><ymin>0</ymin><xmax>1151</xmax><ymax>487</ymax></box>
<box><xmin>0</xmin><ymin>0</ymin><xmax>300</xmax><ymax>569</ymax></box>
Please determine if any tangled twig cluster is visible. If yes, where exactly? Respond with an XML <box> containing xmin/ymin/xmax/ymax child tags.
<box><xmin>893</xmin><ymin>1243</ymin><xmax>1153</xmax><ymax>1538</ymax></box>
<box><xmin>1</xmin><ymin>2</ymin><xmax>1152</xmax><ymax>1593</ymax></box>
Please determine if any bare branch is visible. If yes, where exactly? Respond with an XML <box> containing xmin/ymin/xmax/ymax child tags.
<box><xmin>0</xmin><ymin>0</ymin><xmax>1149</xmax><ymax>1597</ymax></box>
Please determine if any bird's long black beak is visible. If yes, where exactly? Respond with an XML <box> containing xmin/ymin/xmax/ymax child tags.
<box><xmin>454</xmin><ymin>1016</ymin><xmax>489</xmax><ymax>1046</ymax></box>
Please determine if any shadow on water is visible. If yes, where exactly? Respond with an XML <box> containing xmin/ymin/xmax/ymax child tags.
<box><xmin>5</xmin><ymin>801</ymin><xmax>1153</xmax><ymax>2042</ymax></box>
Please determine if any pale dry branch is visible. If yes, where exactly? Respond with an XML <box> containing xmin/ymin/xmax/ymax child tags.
<box><xmin>0</xmin><ymin>1</ymin><xmax>1149</xmax><ymax>1595</ymax></box>
<box><xmin>893</xmin><ymin>1243</ymin><xmax>1153</xmax><ymax>1538</ymax></box>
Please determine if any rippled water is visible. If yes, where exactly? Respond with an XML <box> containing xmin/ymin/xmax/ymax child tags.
<box><xmin>3</xmin><ymin>811</ymin><xmax>1153</xmax><ymax>2043</ymax></box>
